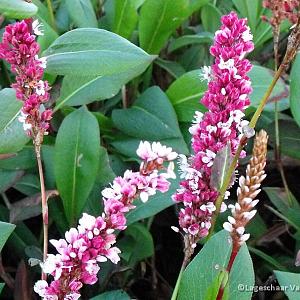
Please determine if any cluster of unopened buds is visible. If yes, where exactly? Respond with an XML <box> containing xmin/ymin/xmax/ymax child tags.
<box><xmin>34</xmin><ymin>141</ymin><xmax>177</xmax><ymax>300</ymax></box>
<box><xmin>172</xmin><ymin>12</ymin><xmax>254</xmax><ymax>245</ymax></box>
<box><xmin>0</xmin><ymin>18</ymin><xmax>52</xmax><ymax>139</ymax></box>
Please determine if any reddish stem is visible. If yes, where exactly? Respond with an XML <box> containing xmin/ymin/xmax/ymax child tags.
<box><xmin>35</xmin><ymin>142</ymin><xmax>48</xmax><ymax>280</ymax></box>
<box><xmin>215</xmin><ymin>244</ymin><xmax>239</xmax><ymax>300</ymax></box>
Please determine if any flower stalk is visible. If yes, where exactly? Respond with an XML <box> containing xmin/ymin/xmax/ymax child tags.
<box><xmin>35</xmin><ymin>142</ymin><xmax>48</xmax><ymax>280</ymax></box>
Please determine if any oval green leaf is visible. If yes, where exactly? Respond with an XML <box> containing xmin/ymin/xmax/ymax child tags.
<box><xmin>54</xmin><ymin>107</ymin><xmax>100</xmax><ymax>225</ymax></box>
<box><xmin>44</xmin><ymin>28</ymin><xmax>155</xmax><ymax>76</ymax></box>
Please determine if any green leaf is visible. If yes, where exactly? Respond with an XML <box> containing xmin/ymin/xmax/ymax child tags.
<box><xmin>274</xmin><ymin>271</ymin><xmax>300</xmax><ymax>300</ymax></box>
<box><xmin>44</xmin><ymin>28</ymin><xmax>155</xmax><ymax>76</ymax></box>
<box><xmin>32</xmin><ymin>0</ymin><xmax>49</xmax><ymax>20</ymax></box>
<box><xmin>0</xmin><ymin>170</ymin><xmax>23</xmax><ymax>193</ymax></box>
<box><xmin>90</xmin><ymin>290</ymin><xmax>130</xmax><ymax>300</ymax></box>
<box><xmin>168</xmin><ymin>32</ymin><xmax>213</xmax><ymax>52</ymax></box>
<box><xmin>267</xmin><ymin>120</ymin><xmax>300</xmax><ymax>160</ymax></box>
<box><xmin>0</xmin><ymin>205</ymin><xmax>39</xmax><ymax>258</ymax></box>
<box><xmin>112</xmin><ymin>86</ymin><xmax>184</xmax><ymax>140</ymax></box>
<box><xmin>254</xmin><ymin>12</ymin><xmax>291</xmax><ymax>48</ymax></box>
<box><xmin>290</xmin><ymin>53</ymin><xmax>300</xmax><ymax>128</ymax></box>
<box><xmin>249</xmin><ymin>247</ymin><xmax>288</xmax><ymax>271</ymax></box>
<box><xmin>0</xmin><ymin>221</ymin><xmax>15</xmax><ymax>252</ymax></box>
<box><xmin>264</xmin><ymin>187</ymin><xmax>300</xmax><ymax>229</ymax></box>
<box><xmin>178</xmin><ymin>230</ymin><xmax>254</xmax><ymax>300</ymax></box>
<box><xmin>189</xmin><ymin>0</ymin><xmax>209</xmax><ymax>14</ymax></box>
<box><xmin>54</xmin><ymin>107</ymin><xmax>100</xmax><ymax>225</ymax></box>
<box><xmin>0</xmin><ymin>0</ymin><xmax>37</xmax><ymax>18</ymax></box>
<box><xmin>126</xmin><ymin>169</ymin><xmax>179</xmax><ymax>225</ymax></box>
<box><xmin>14</xmin><ymin>174</ymin><xmax>40</xmax><ymax>196</ymax></box>
<box><xmin>166</xmin><ymin>69</ymin><xmax>207</xmax><ymax>122</ymax></box>
<box><xmin>0</xmin><ymin>146</ymin><xmax>35</xmax><ymax>170</ymax></box>
<box><xmin>154</xmin><ymin>58</ymin><xmax>186</xmax><ymax>79</ymax></box>
<box><xmin>66</xmin><ymin>0</ymin><xmax>98</xmax><ymax>28</ymax></box>
<box><xmin>0</xmin><ymin>89</ymin><xmax>29</xmax><ymax>154</ymax></box>
<box><xmin>201</xmin><ymin>3</ymin><xmax>222</xmax><ymax>33</ymax></box>
<box><xmin>119</xmin><ymin>223</ymin><xmax>154</xmax><ymax>265</ymax></box>
<box><xmin>55</xmin><ymin>72</ymin><xmax>137</xmax><ymax>110</ymax></box>
<box><xmin>204</xmin><ymin>271</ymin><xmax>229</xmax><ymax>300</ymax></box>
<box><xmin>249</xmin><ymin>65</ymin><xmax>289</xmax><ymax>112</ymax></box>
<box><xmin>210</xmin><ymin>143</ymin><xmax>233</xmax><ymax>190</ymax></box>
<box><xmin>232</xmin><ymin>0</ymin><xmax>260</xmax><ymax>33</ymax></box>
<box><xmin>113</xmin><ymin>0</ymin><xmax>138</xmax><ymax>39</ymax></box>
<box><xmin>139</xmin><ymin>0</ymin><xmax>189</xmax><ymax>54</ymax></box>
<box><xmin>37</xmin><ymin>16</ymin><xmax>59</xmax><ymax>53</ymax></box>
<box><xmin>84</xmin><ymin>146</ymin><xmax>115</xmax><ymax>216</ymax></box>
<box><xmin>0</xmin><ymin>283</ymin><xmax>4</xmax><ymax>295</ymax></box>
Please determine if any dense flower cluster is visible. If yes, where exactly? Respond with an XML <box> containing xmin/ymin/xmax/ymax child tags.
<box><xmin>262</xmin><ymin>0</ymin><xmax>299</xmax><ymax>26</ymax></box>
<box><xmin>34</xmin><ymin>141</ymin><xmax>177</xmax><ymax>300</ymax></box>
<box><xmin>173</xmin><ymin>12</ymin><xmax>254</xmax><ymax>242</ymax></box>
<box><xmin>0</xmin><ymin>19</ymin><xmax>52</xmax><ymax>138</ymax></box>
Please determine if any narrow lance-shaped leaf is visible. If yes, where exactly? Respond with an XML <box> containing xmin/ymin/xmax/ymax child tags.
<box><xmin>55</xmin><ymin>107</ymin><xmax>100</xmax><ymax>225</ymax></box>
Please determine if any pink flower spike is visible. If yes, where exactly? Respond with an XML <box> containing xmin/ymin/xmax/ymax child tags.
<box><xmin>0</xmin><ymin>18</ymin><xmax>53</xmax><ymax>139</ymax></box>
<box><xmin>174</xmin><ymin>11</ymin><xmax>254</xmax><ymax>245</ymax></box>
<box><xmin>34</xmin><ymin>141</ymin><xmax>177</xmax><ymax>299</ymax></box>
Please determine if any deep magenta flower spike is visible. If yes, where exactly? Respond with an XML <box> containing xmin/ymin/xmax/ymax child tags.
<box><xmin>34</xmin><ymin>141</ymin><xmax>177</xmax><ymax>300</ymax></box>
<box><xmin>0</xmin><ymin>19</ymin><xmax>52</xmax><ymax>139</ymax></box>
<box><xmin>173</xmin><ymin>12</ymin><xmax>254</xmax><ymax>244</ymax></box>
